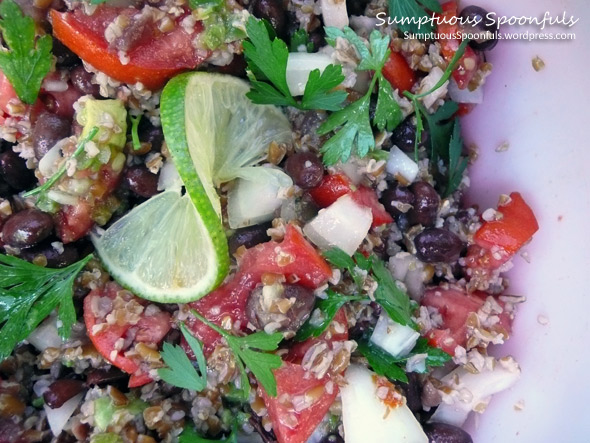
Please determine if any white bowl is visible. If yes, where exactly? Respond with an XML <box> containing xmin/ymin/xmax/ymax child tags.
<box><xmin>461</xmin><ymin>0</ymin><xmax>590</xmax><ymax>441</ymax></box>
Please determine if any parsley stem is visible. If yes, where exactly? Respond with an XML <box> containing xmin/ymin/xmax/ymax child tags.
<box><xmin>23</xmin><ymin>126</ymin><xmax>100</xmax><ymax>198</ymax></box>
<box><xmin>190</xmin><ymin>308</ymin><xmax>229</xmax><ymax>338</ymax></box>
<box><xmin>130</xmin><ymin>114</ymin><xmax>142</xmax><ymax>151</ymax></box>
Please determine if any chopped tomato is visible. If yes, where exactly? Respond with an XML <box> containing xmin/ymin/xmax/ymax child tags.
<box><xmin>436</xmin><ymin>1</ymin><xmax>481</xmax><ymax>89</ymax></box>
<box><xmin>382</xmin><ymin>51</ymin><xmax>416</xmax><ymax>93</ymax></box>
<box><xmin>309</xmin><ymin>173</ymin><xmax>392</xmax><ymax>227</ymax></box>
<box><xmin>83</xmin><ymin>282</ymin><xmax>172</xmax><ymax>387</ymax></box>
<box><xmin>187</xmin><ymin>225</ymin><xmax>332</xmax><ymax>352</ymax></box>
<box><xmin>287</xmin><ymin>309</ymin><xmax>348</xmax><ymax>364</ymax></box>
<box><xmin>421</xmin><ymin>287</ymin><xmax>511</xmax><ymax>355</ymax></box>
<box><xmin>50</xmin><ymin>7</ymin><xmax>206</xmax><ymax>90</ymax></box>
<box><xmin>0</xmin><ymin>71</ymin><xmax>18</xmax><ymax>114</ymax></box>
<box><xmin>55</xmin><ymin>201</ymin><xmax>94</xmax><ymax>244</ymax></box>
<box><xmin>457</xmin><ymin>103</ymin><xmax>475</xmax><ymax>116</ymax></box>
<box><xmin>259</xmin><ymin>362</ymin><xmax>339</xmax><ymax>443</ymax></box>
<box><xmin>309</xmin><ymin>173</ymin><xmax>352</xmax><ymax>208</ymax></box>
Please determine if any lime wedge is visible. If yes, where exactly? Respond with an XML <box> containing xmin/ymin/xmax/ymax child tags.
<box><xmin>92</xmin><ymin>72</ymin><xmax>291</xmax><ymax>303</ymax></box>
<box><xmin>92</xmin><ymin>190</ymin><xmax>226</xmax><ymax>303</ymax></box>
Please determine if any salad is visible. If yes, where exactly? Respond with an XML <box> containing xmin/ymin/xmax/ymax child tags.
<box><xmin>0</xmin><ymin>1</ymin><xmax>539</xmax><ymax>442</ymax></box>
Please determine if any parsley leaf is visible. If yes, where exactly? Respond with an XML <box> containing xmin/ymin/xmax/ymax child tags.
<box><xmin>179</xmin><ymin>424</ymin><xmax>237</xmax><ymax>443</ymax></box>
<box><xmin>388</xmin><ymin>0</ymin><xmax>442</xmax><ymax>34</ymax></box>
<box><xmin>370</xmin><ymin>257</ymin><xmax>415</xmax><ymax>328</ymax></box>
<box><xmin>323</xmin><ymin>248</ymin><xmax>370</xmax><ymax>288</ymax></box>
<box><xmin>420</xmin><ymin>100</ymin><xmax>458</xmax><ymax>163</ymax></box>
<box><xmin>0</xmin><ymin>253</ymin><xmax>92</xmax><ymax>361</ymax></box>
<box><xmin>190</xmin><ymin>310</ymin><xmax>283</xmax><ymax>397</ymax></box>
<box><xmin>244</xmin><ymin>17</ymin><xmax>346</xmax><ymax>111</ymax></box>
<box><xmin>295</xmin><ymin>290</ymin><xmax>363</xmax><ymax>342</ymax></box>
<box><xmin>290</xmin><ymin>29</ymin><xmax>314</xmax><ymax>53</ymax></box>
<box><xmin>445</xmin><ymin>119</ymin><xmax>468</xmax><ymax>196</ymax></box>
<box><xmin>23</xmin><ymin>127</ymin><xmax>99</xmax><ymax>200</ymax></box>
<box><xmin>412</xmin><ymin>337</ymin><xmax>452</xmax><ymax>368</ymax></box>
<box><xmin>318</xmin><ymin>28</ymin><xmax>403</xmax><ymax>165</ymax></box>
<box><xmin>158</xmin><ymin>323</ymin><xmax>207</xmax><ymax>391</ymax></box>
<box><xmin>356</xmin><ymin>338</ymin><xmax>409</xmax><ymax>383</ymax></box>
<box><xmin>0</xmin><ymin>0</ymin><xmax>52</xmax><ymax>104</ymax></box>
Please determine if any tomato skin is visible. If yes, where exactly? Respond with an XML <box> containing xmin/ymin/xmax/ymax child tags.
<box><xmin>309</xmin><ymin>173</ymin><xmax>392</xmax><ymax>227</ymax></box>
<box><xmin>436</xmin><ymin>1</ymin><xmax>481</xmax><ymax>89</ymax></box>
<box><xmin>421</xmin><ymin>287</ymin><xmax>512</xmax><ymax>355</ymax></box>
<box><xmin>188</xmin><ymin>225</ymin><xmax>332</xmax><ymax>352</ymax></box>
<box><xmin>474</xmin><ymin>192</ymin><xmax>538</xmax><ymax>255</ymax></box>
<box><xmin>50</xmin><ymin>8</ymin><xmax>205</xmax><ymax>90</ymax></box>
<box><xmin>83</xmin><ymin>282</ymin><xmax>172</xmax><ymax>387</ymax></box>
<box><xmin>382</xmin><ymin>51</ymin><xmax>416</xmax><ymax>93</ymax></box>
<box><xmin>0</xmin><ymin>71</ymin><xmax>18</xmax><ymax>114</ymax></box>
<box><xmin>55</xmin><ymin>201</ymin><xmax>94</xmax><ymax>244</ymax></box>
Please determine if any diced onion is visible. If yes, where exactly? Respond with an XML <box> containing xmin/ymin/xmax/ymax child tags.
<box><xmin>341</xmin><ymin>365</ymin><xmax>428</xmax><ymax>443</ymax></box>
<box><xmin>28</xmin><ymin>317</ymin><xmax>63</xmax><ymax>352</ymax></box>
<box><xmin>44</xmin><ymin>393</ymin><xmax>84</xmax><ymax>437</ymax></box>
<box><xmin>386</xmin><ymin>147</ymin><xmax>419</xmax><ymax>184</ymax></box>
<box><xmin>370</xmin><ymin>313</ymin><xmax>420</xmax><ymax>358</ymax></box>
<box><xmin>304</xmin><ymin>194</ymin><xmax>372</xmax><ymax>255</ymax></box>
<box><xmin>418</xmin><ymin>67</ymin><xmax>448</xmax><ymax>109</ymax></box>
<box><xmin>47</xmin><ymin>190</ymin><xmax>79</xmax><ymax>206</ymax></box>
<box><xmin>286</xmin><ymin>53</ymin><xmax>335</xmax><ymax>96</ymax></box>
<box><xmin>157</xmin><ymin>160</ymin><xmax>183</xmax><ymax>191</ymax></box>
<box><xmin>39</xmin><ymin>139</ymin><xmax>68</xmax><ymax>177</ymax></box>
<box><xmin>320</xmin><ymin>0</ymin><xmax>349</xmax><ymax>29</ymax></box>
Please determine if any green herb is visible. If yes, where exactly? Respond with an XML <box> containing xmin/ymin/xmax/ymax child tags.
<box><xmin>244</xmin><ymin>17</ymin><xmax>346</xmax><ymax>112</ymax></box>
<box><xmin>89</xmin><ymin>0</ymin><xmax>108</xmax><ymax>4</ymax></box>
<box><xmin>357</xmin><ymin>336</ymin><xmax>451</xmax><ymax>383</ymax></box>
<box><xmin>404</xmin><ymin>39</ymin><xmax>469</xmax><ymax>160</ymax></box>
<box><xmin>444</xmin><ymin>119</ymin><xmax>468</xmax><ymax>196</ymax></box>
<box><xmin>130</xmin><ymin>114</ymin><xmax>142</xmax><ymax>151</ymax></box>
<box><xmin>388</xmin><ymin>0</ymin><xmax>442</xmax><ymax>34</ymax></box>
<box><xmin>0</xmin><ymin>253</ymin><xmax>92</xmax><ymax>361</ymax></box>
<box><xmin>419</xmin><ymin>100</ymin><xmax>458</xmax><ymax>163</ymax></box>
<box><xmin>370</xmin><ymin>257</ymin><xmax>415</xmax><ymax>328</ymax></box>
<box><xmin>188</xmin><ymin>0</ymin><xmax>223</xmax><ymax>8</ymax></box>
<box><xmin>323</xmin><ymin>248</ymin><xmax>370</xmax><ymax>288</ymax></box>
<box><xmin>0</xmin><ymin>0</ymin><xmax>52</xmax><ymax>104</ymax></box>
<box><xmin>190</xmin><ymin>309</ymin><xmax>283</xmax><ymax>397</ymax></box>
<box><xmin>318</xmin><ymin>28</ymin><xmax>403</xmax><ymax>165</ymax></box>
<box><xmin>290</xmin><ymin>29</ymin><xmax>314</xmax><ymax>53</ymax></box>
<box><xmin>158</xmin><ymin>323</ymin><xmax>207</xmax><ymax>391</ymax></box>
<box><xmin>23</xmin><ymin>127</ymin><xmax>99</xmax><ymax>200</ymax></box>
<box><xmin>179</xmin><ymin>423</ymin><xmax>238</xmax><ymax>443</ymax></box>
<box><xmin>295</xmin><ymin>290</ymin><xmax>363</xmax><ymax>342</ymax></box>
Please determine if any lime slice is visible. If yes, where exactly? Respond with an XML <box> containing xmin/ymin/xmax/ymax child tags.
<box><xmin>92</xmin><ymin>72</ymin><xmax>291</xmax><ymax>303</ymax></box>
<box><xmin>92</xmin><ymin>190</ymin><xmax>224</xmax><ymax>303</ymax></box>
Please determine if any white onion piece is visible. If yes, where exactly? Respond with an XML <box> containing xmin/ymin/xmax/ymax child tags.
<box><xmin>303</xmin><ymin>194</ymin><xmax>372</xmax><ymax>256</ymax></box>
<box><xmin>386</xmin><ymin>146</ymin><xmax>419</xmax><ymax>184</ymax></box>
<box><xmin>448</xmin><ymin>78</ymin><xmax>484</xmax><ymax>104</ymax></box>
<box><xmin>28</xmin><ymin>317</ymin><xmax>62</xmax><ymax>351</ymax></box>
<box><xmin>370</xmin><ymin>313</ymin><xmax>420</xmax><ymax>358</ymax></box>
<box><xmin>418</xmin><ymin>66</ymin><xmax>448</xmax><ymax>109</ymax></box>
<box><xmin>286</xmin><ymin>53</ymin><xmax>335</xmax><ymax>96</ymax></box>
<box><xmin>430</xmin><ymin>357</ymin><xmax>521</xmax><ymax>427</ymax></box>
<box><xmin>42</xmin><ymin>79</ymin><xmax>68</xmax><ymax>92</ymax></box>
<box><xmin>320</xmin><ymin>0</ymin><xmax>349</xmax><ymax>29</ymax></box>
<box><xmin>227</xmin><ymin>173</ymin><xmax>292</xmax><ymax>229</ymax></box>
<box><xmin>38</xmin><ymin>139</ymin><xmax>68</xmax><ymax>177</ymax></box>
<box><xmin>44</xmin><ymin>393</ymin><xmax>84</xmax><ymax>437</ymax></box>
<box><xmin>47</xmin><ymin>190</ymin><xmax>79</xmax><ymax>206</ymax></box>
<box><xmin>341</xmin><ymin>365</ymin><xmax>428</xmax><ymax>443</ymax></box>
<box><xmin>389</xmin><ymin>253</ymin><xmax>425</xmax><ymax>301</ymax></box>
<box><xmin>157</xmin><ymin>160</ymin><xmax>182</xmax><ymax>191</ymax></box>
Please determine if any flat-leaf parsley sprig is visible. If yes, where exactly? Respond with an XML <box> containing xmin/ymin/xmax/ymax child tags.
<box><xmin>317</xmin><ymin>27</ymin><xmax>403</xmax><ymax>165</ymax></box>
<box><xmin>190</xmin><ymin>309</ymin><xmax>283</xmax><ymax>397</ymax></box>
<box><xmin>0</xmin><ymin>0</ymin><xmax>52</xmax><ymax>104</ymax></box>
<box><xmin>388</xmin><ymin>0</ymin><xmax>442</xmax><ymax>34</ymax></box>
<box><xmin>0</xmin><ymin>253</ymin><xmax>93</xmax><ymax>361</ymax></box>
<box><xmin>243</xmin><ymin>17</ymin><xmax>347</xmax><ymax>112</ymax></box>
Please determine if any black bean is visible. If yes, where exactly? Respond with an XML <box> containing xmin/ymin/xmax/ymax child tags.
<box><xmin>395</xmin><ymin>212</ymin><xmax>410</xmax><ymax>233</ymax></box>
<box><xmin>246</xmin><ymin>284</ymin><xmax>315</xmax><ymax>335</ymax></box>
<box><xmin>399</xmin><ymin>372</ymin><xmax>422</xmax><ymax>413</ymax></box>
<box><xmin>346</xmin><ymin>0</ymin><xmax>370</xmax><ymax>16</ymax></box>
<box><xmin>414</xmin><ymin>228</ymin><xmax>464</xmax><ymax>263</ymax></box>
<box><xmin>408</xmin><ymin>182</ymin><xmax>440</xmax><ymax>227</ymax></box>
<box><xmin>423</xmin><ymin>422</ymin><xmax>473</xmax><ymax>443</ymax></box>
<box><xmin>284</xmin><ymin>152</ymin><xmax>324</xmax><ymax>189</ymax></box>
<box><xmin>138</xmin><ymin>120</ymin><xmax>164</xmax><ymax>152</ymax></box>
<box><xmin>228</xmin><ymin>223</ymin><xmax>270</xmax><ymax>254</ymax></box>
<box><xmin>252</xmin><ymin>0</ymin><xmax>286</xmax><ymax>37</ymax></box>
<box><xmin>2</xmin><ymin>209</ymin><xmax>54</xmax><ymax>248</ymax></box>
<box><xmin>320</xmin><ymin>434</ymin><xmax>344</xmax><ymax>443</ymax></box>
<box><xmin>381</xmin><ymin>184</ymin><xmax>415</xmax><ymax>217</ymax></box>
<box><xmin>70</xmin><ymin>65</ymin><xmax>100</xmax><ymax>97</ymax></box>
<box><xmin>0</xmin><ymin>150</ymin><xmax>34</xmax><ymax>190</ymax></box>
<box><xmin>459</xmin><ymin>6</ymin><xmax>498</xmax><ymax>51</ymax></box>
<box><xmin>31</xmin><ymin>112</ymin><xmax>71</xmax><ymax>160</ymax></box>
<box><xmin>390</xmin><ymin>117</ymin><xmax>417</xmax><ymax>152</ymax></box>
<box><xmin>52</xmin><ymin>38</ymin><xmax>79</xmax><ymax>67</ymax></box>
<box><xmin>212</xmin><ymin>54</ymin><xmax>247</xmax><ymax>78</ymax></box>
<box><xmin>85</xmin><ymin>368</ymin><xmax>128</xmax><ymax>387</ymax></box>
<box><xmin>124</xmin><ymin>166</ymin><xmax>159</xmax><ymax>198</ymax></box>
<box><xmin>18</xmin><ymin>243</ymin><xmax>79</xmax><ymax>268</ymax></box>
<box><xmin>43</xmin><ymin>379</ymin><xmax>85</xmax><ymax>409</ymax></box>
